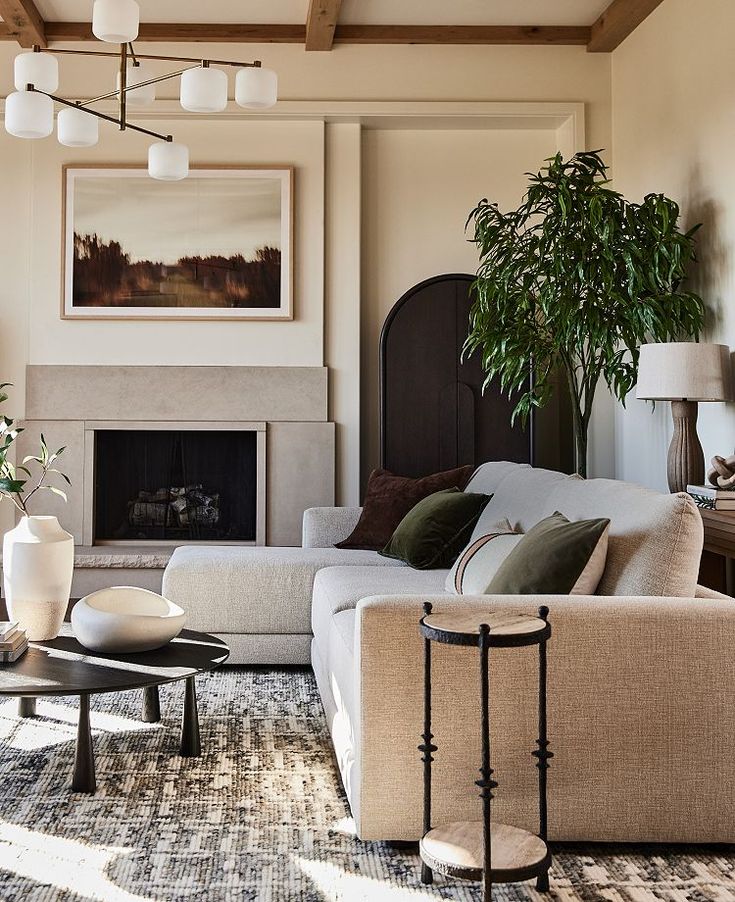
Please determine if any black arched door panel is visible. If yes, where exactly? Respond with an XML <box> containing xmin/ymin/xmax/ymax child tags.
<box><xmin>379</xmin><ymin>274</ymin><xmax>573</xmax><ymax>477</ymax></box>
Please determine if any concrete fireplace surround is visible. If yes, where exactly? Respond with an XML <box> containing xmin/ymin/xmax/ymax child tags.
<box><xmin>12</xmin><ymin>365</ymin><xmax>335</xmax><ymax>597</ymax></box>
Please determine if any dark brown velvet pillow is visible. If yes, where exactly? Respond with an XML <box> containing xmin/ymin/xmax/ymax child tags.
<box><xmin>335</xmin><ymin>465</ymin><xmax>475</xmax><ymax>551</ymax></box>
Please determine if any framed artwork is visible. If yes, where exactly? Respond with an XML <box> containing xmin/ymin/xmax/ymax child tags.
<box><xmin>61</xmin><ymin>165</ymin><xmax>293</xmax><ymax>320</ymax></box>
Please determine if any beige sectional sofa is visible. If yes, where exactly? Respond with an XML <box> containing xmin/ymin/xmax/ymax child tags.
<box><xmin>164</xmin><ymin>461</ymin><xmax>735</xmax><ymax>844</ymax></box>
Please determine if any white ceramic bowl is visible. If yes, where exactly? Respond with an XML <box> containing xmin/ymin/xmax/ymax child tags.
<box><xmin>71</xmin><ymin>587</ymin><xmax>187</xmax><ymax>654</ymax></box>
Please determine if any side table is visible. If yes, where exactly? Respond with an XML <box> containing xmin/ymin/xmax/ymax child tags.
<box><xmin>418</xmin><ymin>602</ymin><xmax>552</xmax><ymax>899</ymax></box>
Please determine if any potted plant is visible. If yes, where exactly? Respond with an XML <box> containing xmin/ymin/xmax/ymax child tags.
<box><xmin>0</xmin><ymin>383</ymin><xmax>73</xmax><ymax>640</ymax></box>
<box><xmin>465</xmin><ymin>150</ymin><xmax>705</xmax><ymax>477</ymax></box>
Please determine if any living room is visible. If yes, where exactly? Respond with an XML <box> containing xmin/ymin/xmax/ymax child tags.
<box><xmin>0</xmin><ymin>0</ymin><xmax>733</xmax><ymax>899</ymax></box>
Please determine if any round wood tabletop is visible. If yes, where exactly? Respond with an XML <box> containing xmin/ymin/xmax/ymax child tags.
<box><xmin>0</xmin><ymin>625</ymin><xmax>229</xmax><ymax>697</ymax></box>
<box><xmin>421</xmin><ymin>611</ymin><xmax>550</xmax><ymax>648</ymax></box>
<box><xmin>420</xmin><ymin>820</ymin><xmax>550</xmax><ymax>884</ymax></box>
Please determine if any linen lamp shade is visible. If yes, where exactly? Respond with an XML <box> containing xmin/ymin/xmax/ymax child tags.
<box><xmin>636</xmin><ymin>342</ymin><xmax>733</xmax><ymax>493</ymax></box>
<box><xmin>636</xmin><ymin>342</ymin><xmax>732</xmax><ymax>402</ymax></box>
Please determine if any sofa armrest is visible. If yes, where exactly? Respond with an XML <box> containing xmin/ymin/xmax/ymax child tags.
<box><xmin>302</xmin><ymin>506</ymin><xmax>362</xmax><ymax>548</ymax></box>
<box><xmin>354</xmin><ymin>592</ymin><xmax>735</xmax><ymax>842</ymax></box>
<box><xmin>696</xmin><ymin>583</ymin><xmax>733</xmax><ymax>600</ymax></box>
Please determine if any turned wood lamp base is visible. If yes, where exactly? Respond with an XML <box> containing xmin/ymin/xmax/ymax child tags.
<box><xmin>667</xmin><ymin>400</ymin><xmax>704</xmax><ymax>494</ymax></box>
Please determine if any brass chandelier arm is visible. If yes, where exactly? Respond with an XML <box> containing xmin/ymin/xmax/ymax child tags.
<box><xmin>26</xmin><ymin>85</ymin><xmax>173</xmax><ymax>143</ymax></box>
<box><xmin>80</xmin><ymin>64</ymin><xmax>199</xmax><ymax>107</ymax></box>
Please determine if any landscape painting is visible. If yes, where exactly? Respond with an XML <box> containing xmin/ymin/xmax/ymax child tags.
<box><xmin>62</xmin><ymin>166</ymin><xmax>292</xmax><ymax>320</ymax></box>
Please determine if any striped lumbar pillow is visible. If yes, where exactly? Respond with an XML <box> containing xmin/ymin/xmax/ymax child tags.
<box><xmin>445</xmin><ymin>519</ymin><xmax>523</xmax><ymax>595</ymax></box>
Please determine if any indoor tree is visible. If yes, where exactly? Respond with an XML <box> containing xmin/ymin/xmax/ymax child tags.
<box><xmin>465</xmin><ymin>150</ymin><xmax>705</xmax><ymax>477</ymax></box>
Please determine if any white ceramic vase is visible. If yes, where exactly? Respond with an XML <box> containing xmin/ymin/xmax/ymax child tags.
<box><xmin>3</xmin><ymin>516</ymin><xmax>74</xmax><ymax>641</ymax></box>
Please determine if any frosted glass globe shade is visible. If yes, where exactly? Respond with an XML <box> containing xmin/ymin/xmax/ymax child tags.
<box><xmin>180</xmin><ymin>66</ymin><xmax>228</xmax><ymax>113</ymax></box>
<box><xmin>14</xmin><ymin>51</ymin><xmax>58</xmax><ymax>93</ymax></box>
<box><xmin>92</xmin><ymin>0</ymin><xmax>139</xmax><ymax>43</ymax></box>
<box><xmin>148</xmin><ymin>142</ymin><xmax>189</xmax><ymax>181</ymax></box>
<box><xmin>57</xmin><ymin>108</ymin><xmax>99</xmax><ymax>147</ymax></box>
<box><xmin>5</xmin><ymin>90</ymin><xmax>53</xmax><ymax>139</ymax></box>
<box><xmin>235</xmin><ymin>67</ymin><xmax>277</xmax><ymax>110</ymax></box>
<box><xmin>117</xmin><ymin>62</ymin><xmax>155</xmax><ymax>107</ymax></box>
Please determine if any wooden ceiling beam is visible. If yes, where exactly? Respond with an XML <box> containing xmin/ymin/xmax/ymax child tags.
<box><xmin>334</xmin><ymin>25</ymin><xmax>590</xmax><ymax>45</ymax></box>
<box><xmin>0</xmin><ymin>0</ymin><xmax>46</xmax><ymax>47</ymax></box>
<box><xmin>0</xmin><ymin>22</ymin><xmax>590</xmax><ymax>46</ymax></box>
<box><xmin>305</xmin><ymin>0</ymin><xmax>342</xmax><ymax>51</ymax></box>
<box><xmin>16</xmin><ymin>22</ymin><xmax>308</xmax><ymax>43</ymax></box>
<box><xmin>587</xmin><ymin>0</ymin><xmax>666</xmax><ymax>52</ymax></box>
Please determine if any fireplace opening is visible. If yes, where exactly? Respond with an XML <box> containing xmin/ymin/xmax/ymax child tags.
<box><xmin>94</xmin><ymin>430</ymin><xmax>258</xmax><ymax>543</ymax></box>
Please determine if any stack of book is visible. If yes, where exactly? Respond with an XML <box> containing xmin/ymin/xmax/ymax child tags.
<box><xmin>687</xmin><ymin>484</ymin><xmax>735</xmax><ymax>511</ymax></box>
<box><xmin>0</xmin><ymin>621</ymin><xmax>28</xmax><ymax>663</ymax></box>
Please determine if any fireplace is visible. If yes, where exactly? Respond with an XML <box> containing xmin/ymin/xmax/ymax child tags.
<box><xmin>92</xmin><ymin>427</ymin><xmax>264</xmax><ymax>545</ymax></box>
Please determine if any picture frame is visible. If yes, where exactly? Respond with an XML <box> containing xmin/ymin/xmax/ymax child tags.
<box><xmin>61</xmin><ymin>164</ymin><xmax>293</xmax><ymax>321</ymax></box>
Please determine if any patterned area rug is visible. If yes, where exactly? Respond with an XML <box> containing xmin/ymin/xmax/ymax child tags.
<box><xmin>0</xmin><ymin>667</ymin><xmax>733</xmax><ymax>901</ymax></box>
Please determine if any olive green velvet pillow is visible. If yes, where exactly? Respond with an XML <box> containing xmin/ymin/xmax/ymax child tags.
<box><xmin>485</xmin><ymin>510</ymin><xmax>610</xmax><ymax>595</ymax></box>
<box><xmin>379</xmin><ymin>488</ymin><xmax>491</xmax><ymax>570</ymax></box>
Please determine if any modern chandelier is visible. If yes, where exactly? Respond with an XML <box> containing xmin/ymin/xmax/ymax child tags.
<box><xmin>3</xmin><ymin>0</ymin><xmax>278</xmax><ymax>180</ymax></box>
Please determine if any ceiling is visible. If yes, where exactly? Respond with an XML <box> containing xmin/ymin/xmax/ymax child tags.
<box><xmin>30</xmin><ymin>1</ymin><xmax>613</xmax><ymax>27</ymax></box>
<box><xmin>0</xmin><ymin>0</ymin><xmax>666</xmax><ymax>53</ymax></box>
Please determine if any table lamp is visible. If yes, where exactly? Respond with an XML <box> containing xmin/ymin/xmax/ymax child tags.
<box><xmin>636</xmin><ymin>342</ymin><xmax>732</xmax><ymax>493</ymax></box>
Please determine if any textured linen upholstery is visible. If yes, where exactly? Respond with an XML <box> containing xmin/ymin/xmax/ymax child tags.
<box><xmin>162</xmin><ymin>546</ymin><xmax>400</xmax><ymax>663</ymax></box>
<box><xmin>463</xmin><ymin>460</ymin><xmax>532</xmax><ymax>496</ymax></box>
<box><xmin>470</xmin><ymin>465</ymin><xmax>703</xmax><ymax>597</ymax></box>
<box><xmin>546</xmin><ymin>476</ymin><xmax>703</xmax><ymax>596</ymax></box>
<box><xmin>351</xmin><ymin>593</ymin><xmax>735</xmax><ymax>842</ymax></box>
<box><xmin>311</xmin><ymin>565</ymin><xmax>446</xmax><ymax>647</ymax></box>
<box><xmin>303</xmin><ymin>507</ymin><xmax>363</xmax><ymax>548</ymax></box>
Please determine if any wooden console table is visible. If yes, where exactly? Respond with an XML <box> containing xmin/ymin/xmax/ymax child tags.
<box><xmin>698</xmin><ymin>508</ymin><xmax>735</xmax><ymax>594</ymax></box>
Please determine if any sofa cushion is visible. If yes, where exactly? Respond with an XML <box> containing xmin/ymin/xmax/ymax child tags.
<box><xmin>463</xmin><ymin>460</ymin><xmax>532</xmax><ymax>496</ymax></box>
<box><xmin>470</xmin><ymin>466</ymin><xmax>574</xmax><ymax>539</ymax></box>
<box><xmin>380</xmin><ymin>489</ymin><xmax>491</xmax><ymax>569</ymax></box>
<box><xmin>486</xmin><ymin>511</ymin><xmax>610</xmax><ymax>596</ymax></box>
<box><xmin>445</xmin><ymin>519</ymin><xmax>521</xmax><ymax>594</ymax></box>
<box><xmin>546</xmin><ymin>477</ymin><xmax>704</xmax><ymax>597</ymax></box>
<box><xmin>163</xmin><ymin>546</ymin><xmax>403</xmax><ymax>635</ymax></box>
<box><xmin>337</xmin><ymin>466</ymin><xmax>474</xmax><ymax>551</ymax></box>
<box><xmin>311</xmin><ymin>565</ymin><xmax>448</xmax><ymax>643</ymax></box>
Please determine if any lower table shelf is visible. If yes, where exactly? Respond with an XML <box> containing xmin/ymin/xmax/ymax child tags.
<box><xmin>419</xmin><ymin>821</ymin><xmax>550</xmax><ymax>884</ymax></box>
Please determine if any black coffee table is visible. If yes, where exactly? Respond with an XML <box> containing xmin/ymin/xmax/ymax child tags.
<box><xmin>0</xmin><ymin>625</ymin><xmax>229</xmax><ymax>793</ymax></box>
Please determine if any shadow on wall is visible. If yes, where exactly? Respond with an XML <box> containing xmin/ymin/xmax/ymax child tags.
<box><xmin>683</xmin><ymin>161</ymin><xmax>729</xmax><ymax>337</ymax></box>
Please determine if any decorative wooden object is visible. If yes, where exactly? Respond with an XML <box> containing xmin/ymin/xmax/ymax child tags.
<box><xmin>667</xmin><ymin>400</ymin><xmax>704</xmax><ymax>494</ymax></box>
<box><xmin>419</xmin><ymin>603</ymin><xmax>552</xmax><ymax>899</ymax></box>
<box><xmin>707</xmin><ymin>454</ymin><xmax>735</xmax><ymax>489</ymax></box>
<box><xmin>379</xmin><ymin>274</ymin><xmax>573</xmax><ymax>478</ymax></box>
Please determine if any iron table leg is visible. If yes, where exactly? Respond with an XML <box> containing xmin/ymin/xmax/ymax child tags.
<box><xmin>180</xmin><ymin>676</ymin><xmax>201</xmax><ymax>757</ymax></box>
<box><xmin>18</xmin><ymin>697</ymin><xmax>36</xmax><ymax>717</ymax></box>
<box><xmin>477</xmin><ymin>624</ymin><xmax>496</xmax><ymax>901</ymax></box>
<box><xmin>420</xmin><ymin>601</ymin><xmax>437</xmax><ymax>885</ymax></box>
<box><xmin>534</xmin><ymin>605</ymin><xmax>552</xmax><ymax>893</ymax></box>
<box><xmin>72</xmin><ymin>693</ymin><xmax>96</xmax><ymax>794</ymax></box>
<box><xmin>142</xmin><ymin>685</ymin><xmax>161</xmax><ymax>723</ymax></box>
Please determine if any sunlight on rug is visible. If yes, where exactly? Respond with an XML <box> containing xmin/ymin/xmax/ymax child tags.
<box><xmin>0</xmin><ymin>668</ymin><xmax>733</xmax><ymax>901</ymax></box>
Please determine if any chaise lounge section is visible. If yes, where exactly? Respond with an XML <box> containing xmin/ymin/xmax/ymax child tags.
<box><xmin>164</xmin><ymin>461</ymin><xmax>735</xmax><ymax>844</ymax></box>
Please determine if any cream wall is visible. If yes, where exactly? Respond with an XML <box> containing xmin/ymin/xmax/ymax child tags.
<box><xmin>611</xmin><ymin>0</ymin><xmax>735</xmax><ymax>491</ymax></box>
<box><xmin>0</xmin><ymin>41</ymin><xmax>611</xmax><ymax>533</ymax></box>
<box><xmin>360</xmin><ymin>126</ymin><xmax>559</xmax><ymax>484</ymax></box>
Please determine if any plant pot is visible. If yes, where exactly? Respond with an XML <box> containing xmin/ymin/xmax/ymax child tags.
<box><xmin>3</xmin><ymin>516</ymin><xmax>74</xmax><ymax>641</ymax></box>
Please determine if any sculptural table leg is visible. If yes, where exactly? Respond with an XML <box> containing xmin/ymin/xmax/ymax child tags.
<box><xmin>72</xmin><ymin>693</ymin><xmax>96</xmax><ymax>794</ymax></box>
<box><xmin>142</xmin><ymin>686</ymin><xmax>161</xmax><ymax>723</ymax></box>
<box><xmin>180</xmin><ymin>677</ymin><xmax>201</xmax><ymax>758</ymax></box>
<box><xmin>18</xmin><ymin>697</ymin><xmax>36</xmax><ymax>717</ymax></box>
